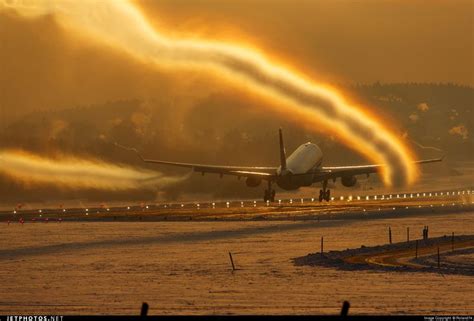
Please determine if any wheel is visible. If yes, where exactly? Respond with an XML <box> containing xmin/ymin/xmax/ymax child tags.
<box><xmin>325</xmin><ymin>189</ymin><xmax>331</xmax><ymax>202</ymax></box>
<box><xmin>318</xmin><ymin>189</ymin><xmax>324</xmax><ymax>202</ymax></box>
<box><xmin>263</xmin><ymin>190</ymin><xmax>269</xmax><ymax>202</ymax></box>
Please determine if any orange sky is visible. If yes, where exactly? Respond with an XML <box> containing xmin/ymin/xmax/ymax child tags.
<box><xmin>0</xmin><ymin>0</ymin><xmax>472</xmax><ymax>121</ymax></box>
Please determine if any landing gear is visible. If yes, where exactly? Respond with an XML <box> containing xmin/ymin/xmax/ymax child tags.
<box><xmin>263</xmin><ymin>180</ymin><xmax>276</xmax><ymax>202</ymax></box>
<box><xmin>318</xmin><ymin>180</ymin><xmax>331</xmax><ymax>202</ymax></box>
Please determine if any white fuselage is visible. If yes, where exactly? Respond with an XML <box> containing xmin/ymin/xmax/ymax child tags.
<box><xmin>276</xmin><ymin>142</ymin><xmax>323</xmax><ymax>190</ymax></box>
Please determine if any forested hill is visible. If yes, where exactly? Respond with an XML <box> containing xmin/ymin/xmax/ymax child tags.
<box><xmin>0</xmin><ymin>83</ymin><xmax>472</xmax><ymax>202</ymax></box>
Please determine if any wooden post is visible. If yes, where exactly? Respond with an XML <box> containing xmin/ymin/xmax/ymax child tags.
<box><xmin>407</xmin><ymin>227</ymin><xmax>410</xmax><ymax>242</ymax></box>
<box><xmin>140</xmin><ymin>302</ymin><xmax>149</xmax><ymax>318</ymax></box>
<box><xmin>229</xmin><ymin>252</ymin><xmax>236</xmax><ymax>271</ymax></box>
<box><xmin>452</xmin><ymin>232</ymin><xmax>454</xmax><ymax>252</ymax></box>
<box><xmin>321</xmin><ymin>236</ymin><xmax>324</xmax><ymax>258</ymax></box>
<box><xmin>388</xmin><ymin>227</ymin><xmax>392</xmax><ymax>244</ymax></box>
<box><xmin>340</xmin><ymin>301</ymin><xmax>350</xmax><ymax>317</ymax></box>
<box><xmin>415</xmin><ymin>240</ymin><xmax>418</xmax><ymax>259</ymax></box>
<box><xmin>437</xmin><ymin>247</ymin><xmax>440</xmax><ymax>269</ymax></box>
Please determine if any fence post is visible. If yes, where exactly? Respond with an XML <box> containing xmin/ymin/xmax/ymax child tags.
<box><xmin>452</xmin><ymin>232</ymin><xmax>454</xmax><ymax>252</ymax></box>
<box><xmin>437</xmin><ymin>247</ymin><xmax>440</xmax><ymax>269</ymax></box>
<box><xmin>388</xmin><ymin>227</ymin><xmax>392</xmax><ymax>244</ymax></box>
<box><xmin>229</xmin><ymin>252</ymin><xmax>236</xmax><ymax>271</ymax></box>
<box><xmin>340</xmin><ymin>301</ymin><xmax>350</xmax><ymax>317</ymax></box>
<box><xmin>321</xmin><ymin>236</ymin><xmax>324</xmax><ymax>258</ymax></box>
<box><xmin>140</xmin><ymin>302</ymin><xmax>149</xmax><ymax>318</ymax></box>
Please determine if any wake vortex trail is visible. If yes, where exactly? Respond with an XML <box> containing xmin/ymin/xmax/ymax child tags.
<box><xmin>1</xmin><ymin>0</ymin><xmax>418</xmax><ymax>186</ymax></box>
<box><xmin>0</xmin><ymin>150</ymin><xmax>187</xmax><ymax>190</ymax></box>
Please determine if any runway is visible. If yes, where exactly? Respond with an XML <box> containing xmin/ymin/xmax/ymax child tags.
<box><xmin>2</xmin><ymin>187</ymin><xmax>473</xmax><ymax>222</ymax></box>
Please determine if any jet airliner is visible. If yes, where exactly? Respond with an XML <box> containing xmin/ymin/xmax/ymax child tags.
<box><xmin>121</xmin><ymin>129</ymin><xmax>442</xmax><ymax>202</ymax></box>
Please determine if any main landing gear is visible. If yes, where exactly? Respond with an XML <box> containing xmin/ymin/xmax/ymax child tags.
<box><xmin>263</xmin><ymin>180</ymin><xmax>276</xmax><ymax>202</ymax></box>
<box><xmin>319</xmin><ymin>180</ymin><xmax>330</xmax><ymax>202</ymax></box>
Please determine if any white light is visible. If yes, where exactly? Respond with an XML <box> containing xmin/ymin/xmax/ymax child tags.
<box><xmin>127</xmin><ymin>206</ymin><xmax>130</xmax><ymax>210</ymax></box>
<box><xmin>340</xmin><ymin>196</ymin><xmax>344</xmax><ymax>201</ymax></box>
<box><xmin>311</xmin><ymin>198</ymin><xmax>314</xmax><ymax>202</ymax></box>
<box><xmin>357</xmin><ymin>196</ymin><xmax>360</xmax><ymax>201</ymax></box>
<box><xmin>63</xmin><ymin>209</ymin><xmax>66</xmax><ymax>212</ymax></box>
<box><xmin>39</xmin><ymin>209</ymin><xmax>42</xmax><ymax>213</ymax></box>
<box><xmin>392</xmin><ymin>207</ymin><xmax>395</xmax><ymax>210</ymax></box>
<box><xmin>241</xmin><ymin>201</ymin><xmax>244</xmax><ymax>207</ymax></box>
<box><xmin>85</xmin><ymin>208</ymin><xmax>89</xmax><ymax>212</ymax></box>
<box><xmin>366</xmin><ymin>196</ymin><xmax>369</xmax><ymax>200</ymax></box>
<box><xmin>374</xmin><ymin>195</ymin><xmax>377</xmax><ymax>200</ymax></box>
<box><xmin>266</xmin><ymin>200</ymin><xmax>270</xmax><ymax>206</ymax></box>
<box><xmin>13</xmin><ymin>210</ymin><xmax>16</xmax><ymax>214</ymax></box>
<box><xmin>423</xmin><ymin>193</ymin><xmax>426</xmax><ymax>197</ymax></box>
<box><xmin>300</xmin><ymin>198</ymin><xmax>304</xmax><ymax>203</ymax></box>
<box><xmin>396</xmin><ymin>194</ymin><xmax>399</xmax><ymax>198</ymax></box>
<box><xmin>290</xmin><ymin>199</ymin><xmax>293</xmax><ymax>204</ymax></box>
<box><xmin>279</xmin><ymin>199</ymin><xmax>282</xmax><ymax>204</ymax></box>
<box><xmin>331</xmin><ymin>197</ymin><xmax>335</xmax><ymax>201</ymax></box>
<box><xmin>145</xmin><ymin>205</ymin><xmax>149</xmax><ymax>209</ymax></box>
<box><xmin>106</xmin><ymin>208</ymin><xmax>109</xmax><ymax>211</ymax></box>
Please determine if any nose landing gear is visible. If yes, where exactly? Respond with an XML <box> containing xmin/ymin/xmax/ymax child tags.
<box><xmin>263</xmin><ymin>180</ymin><xmax>276</xmax><ymax>202</ymax></box>
<box><xmin>318</xmin><ymin>180</ymin><xmax>331</xmax><ymax>202</ymax></box>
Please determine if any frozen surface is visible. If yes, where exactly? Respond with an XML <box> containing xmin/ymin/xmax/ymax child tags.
<box><xmin>0</xmin><ymin>211</ymin><xmax>473</xmax><ymax>315</ymax></box>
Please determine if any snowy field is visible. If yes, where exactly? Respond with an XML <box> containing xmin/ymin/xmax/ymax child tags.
<box><xmin>0</xmin><ymin>211</ymin><xmax>473</xmax><ymax>315</ymax></box>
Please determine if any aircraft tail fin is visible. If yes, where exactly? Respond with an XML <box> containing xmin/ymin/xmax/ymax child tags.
<box><xmin>279</xmin><ymin>128</ymin><xmax>287</xmax><ymax>170</ymax></box>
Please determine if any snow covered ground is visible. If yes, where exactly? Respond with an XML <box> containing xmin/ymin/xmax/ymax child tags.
<box><xmin>0</xmin><ymin>210</ymin><xmax>473</xmax><ymax>315</ymax></box>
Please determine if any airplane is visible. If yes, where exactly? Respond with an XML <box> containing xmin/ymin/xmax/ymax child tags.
<box><xmin>119</xmin><ymin>129</ymin><xmax>442</xmax><ymax>202</ymax></box>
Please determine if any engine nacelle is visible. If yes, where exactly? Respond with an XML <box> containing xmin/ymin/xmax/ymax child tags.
<box><xmin>341</xmin><ymin>176</ymin><xmax>357</xmax><ymax>187</ymax></box>
<box><xmin>246</xmin><ymin>177</ymin><xmax>262</xmax><ymax>187</ymax></box>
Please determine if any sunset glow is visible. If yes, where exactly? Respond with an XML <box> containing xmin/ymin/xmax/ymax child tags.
<box><xmin>1</xmin><ymin>0</ymin><xmax>419</xmax><ymax>186</ymax></box>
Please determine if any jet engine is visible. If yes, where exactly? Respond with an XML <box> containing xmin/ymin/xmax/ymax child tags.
<box><xmin>341</xmin><ymin>176</ymin><xmax>357</xmax><ymax>187</ymax></box>
<box><xmin>246</xmin><ymin>177</ymin><xmax>261</xmax><ymax>187</ymax></box>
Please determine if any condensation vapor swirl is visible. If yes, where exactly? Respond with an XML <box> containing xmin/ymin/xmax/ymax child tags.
<box><xmin>1</xmin><ymin>0</ymin><xmax>418</xmax><ymax>186</ymax></box>
<box><xmin>0</xmin><ymin>150</ymin><xmax>188</xmax><ymax>190</ymax></box>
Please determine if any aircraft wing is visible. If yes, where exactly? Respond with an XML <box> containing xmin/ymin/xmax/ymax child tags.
<box><xmin>319</xmin><ymin>158</ymin><xmax>443</xmax><ymax>180</ymax></box>
<box><xmin>141</xmin><ymin>158</ymin><xmax>277</xmax><ymax>178</ymax></box>
<box><xmin>116</xmin><ymin>143</ymin><xmax>277</xmax><ymax>178</ymax></box>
